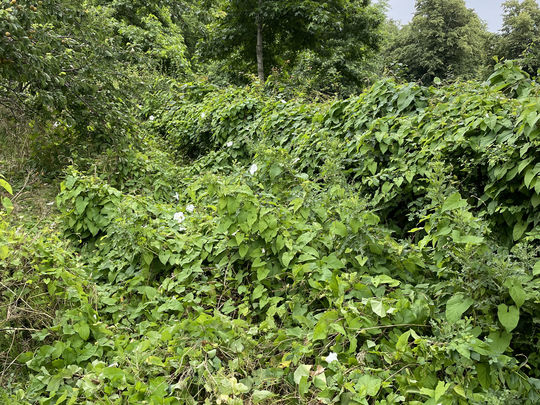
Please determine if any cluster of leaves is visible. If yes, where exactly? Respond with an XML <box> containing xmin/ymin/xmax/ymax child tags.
<box><xmin>0</xmin><ymin>0</ymin><xmax>131</xmax><ymax>134</ymax></box>
<box><xmin>0</xmin><ymin>0</ymin><xmax>171</xmax><ymax>174</ymax></box>
<box><xmin>155</xmin><ymin>61</ymin><xmax>540</xmax><ymax>244</ymax></box>
<box><xmin>1</xmin><ymin>62</ymin><xmax>540</xmax><ymax>404</ymax></box>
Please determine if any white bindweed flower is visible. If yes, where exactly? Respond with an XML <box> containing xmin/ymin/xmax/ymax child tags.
<box><xmin>53</xmin><ymin>122</ymin><xmax>59</xmax><ymax>128</ymax></box>
<box><xmin>174</xmin><ymin>212</ymin><xmax>185</xmax><ymax>224</ymax></box>
<box><xmin>174</xmin><ymin>192</ymin><xmax>179</xmax><ymax>201</ymax></box>
<box><xmin>201</xmin><ymin>112</ymin><xmax>206</xmax><ymax>119</ymax></box>
<box><xmin>226</xmin><ymin>141</ymin><xmax>233</xmax><ymax>147</ymax></box>
<box><xmin>261</xmin><ymin>248</ymin><xmax>265</xmax><ymax>254</ymax></box>
<box><xmin>149</xmin><ymin>115</ymin><xmax>155</xmax><ymax>121</ymax></box>
<box><xmin>325</xmin><ymin>352</ymin><xmax>338</xmax><ymax>363</ymax></box>
<box><xmin>186</xmin><ymin>204</ymin><xmax>195</xmax><ymax>213</ymax></box>
<box><xmin>249</xmin><ymin>163</ymin><xmax>258</xmax><ymax>175</ymax></box>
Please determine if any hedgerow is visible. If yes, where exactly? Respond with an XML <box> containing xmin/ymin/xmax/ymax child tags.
<box><xmin>1</xmin><ymin>62</ymin><xmax>539</xmax><ymax>404</ymax></box>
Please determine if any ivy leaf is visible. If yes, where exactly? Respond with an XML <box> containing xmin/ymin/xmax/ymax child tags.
<box><xmin>497</xmin><ymin>304</ymin><xmax>519</xmax><ymax>332</ymax></box>
<box><xmin>445</xmin><ymin>294</ymin><xmax>474</xmax><ymax>323</ymax></box>
<box><xmin>442</xmin><ymin>192</ymin><xmax>467</xmax><ymax>212</ymax></box>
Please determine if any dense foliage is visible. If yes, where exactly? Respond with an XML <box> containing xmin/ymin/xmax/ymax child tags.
<box><xmin>1</xmin><ymin>62</ymin><xmax>539</xmax><ymax>404</ymax></box>
<box><xmin>1</xmin><ymin>0</ymin><xmax>540</xmax><ymax>403</ymax></box>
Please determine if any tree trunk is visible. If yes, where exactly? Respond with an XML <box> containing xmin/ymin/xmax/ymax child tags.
<box><xmin>256</xmin><ymin>0</ymin><xmax>264</xmax><ymax>83</ymax></box>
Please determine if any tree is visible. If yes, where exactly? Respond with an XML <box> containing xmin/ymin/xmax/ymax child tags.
<box><xmin>0</xmin><ymin>0</ymin><xmax>142</xmax><ymax>171</ymax></box>
<box><xmin>209</xmin><ymin>0</ymin><xmax>384</xmax><ymax>84</ymax></box>
<box><xmin>388</xmin><ymin>0</ymin><xmax>489</xmax><ymax>83</ymax></box>
<box><xmin>497</xmin><ymin>0</ymin><xmax>540</xmax><ymax>74</ymax></box>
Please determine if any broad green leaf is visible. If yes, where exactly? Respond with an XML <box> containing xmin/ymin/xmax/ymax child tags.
<box><xmin>0</xmin><ymin>179</ymin><xmax>12</xmax><ymax>194</ymax></box>
<box><xmin>356</xmin><ymin>374</ymin><xmax>382</xmax><ymax>396</ymax></box>
<box><xmin>158</xmin><ymin>251</ymin><xmax>171</xmax><ymax>265</ymax></box>
<box><xmin>282</xmin><ymin>251</ymin><xmax>294</xmax><ymax>267</ymax></box>
<box><xmin>257</xmin><ymin>266</ymin><xmax>270</xmax><ymax>281</ymax></box>
<box><xmin>497</xmin><ymin>304</ymin><xmax>519</xmax><ymax>332</ymax></box>
<box><xmin>453</xmin><ymin>385</ymin><xmax>466</xmax><ymax>398</ymax></box>
<box><xmin>487</xmin><ymin>331</ymin><xmax>512</xmax><ymax>354</ymax></box>
<box><xmin>534</xmin><ymin>261</ymin><xmax>540</xmax><ymax>276</ymax></box>
<box><xmin>371</xmin><ymin>274</ymin><xmax>400</xmax><ymax>287</ymax></box>
<box><xmin>396</xmin><ymin>330</ymin><xmax>411</xmax><ymax>351</ymax></box>
<box><xmin>298</xmin><ymin>375</ymin><xmax>310</xmax><ymax>396</ymax></box>
<box><xmin>371</xmin><ymin>300</ymin><xmax>386</xmax><ymax>317</ymax></box>
<box><xmin>101</xmin><ymin>367</ymin><xmax>125</xmax><ymax>381</ymax></box>
<box><xmin>476</xmin><ymin>363</ymin><xmax>491</xmax><ymax>390</ymax></box>
<box><xmin>446</xmin><ymin>294</ymin><xmax>474</xmax><ymax>323</ymax></box>
<box><xmin>434</xmin><ymin>381</ymin><xmax>450</xmax><ymax>400</ymax></box>
<box><xmin>239</xmin><ymin>244</ymin><xmax>249</xmax><ymax>258</ymax></box>
<box><xmin>47</xmin><ymin>375</ymin><xmax>63</xmax><ymax>393</ymax></box>
<box><xmin>74</xmin><ymin>321</ymin><xmax>90</xmax><ymax>341</ymax></box>
<box><xmin>75</xmin><ymin>196</ymin><xmax>89</xmax><ymax>214</ymax></box>
<box><xmin>532</xmin><ymin>193</ymin><xmax>540</xmax><ymax>208</ymax></box>
<box><xmin>252</xmin><ymin>390</ymin><xmax>276</xmax><ymax>403</ymax></box>
<box><xmin>325</xmin><ymin>253</ymin><xmax>344</xmax><ymax>270</ymax></box>
<box><xmin>293</xmin><ymin>364</ymin><xmax>312</xmax><ymax>385</ymax></box>
<box><xmin>313</xmin><ymin>371</ymin><xmax>327</xmax><ymax>390</ymax></box>
<box><xmin>509</xmin><ymin>283</ymin><xmax>527</xmax><ymax>307</ymax></box>
<box><xmin>2</xmin><ymin>197</ymin><xmax>13</xmax><ymax>213</ymax></box>
<box><xmin>524</xmin><ymin>169</ymin><xmax>535</xmax><ymax>188</ymax></box>
<box><xmin>331</xmin><ymin>221</ymin><xmax>347</xmax><ymax>237</ymax></box>
<box><xmin>313</xmin><ymin>320</ymin><xmax>328</xmax><ymax>341</ymax></box>
<box><xmin>513</xmin><ymin>222</ymin><xmax>528</xmax><ymax>241</ymax></box>
<box><xmin>0</xmin><ymin>245</ymin><xmax>8</xmax><ymax>260</ymax></box>
<box><xmin>142</xmin><ymin>251</ymin><xmax>154</xmax><ymax>266</ymax></box>
<box><xmin>442</xmin><ymin>192</ymin><xmax>467</xmax><ymax>212</ymax></box>
<box><xmin>252</xmin><ymin>285</ymin><xmax>264</xmax><ymax>300</ymax></box>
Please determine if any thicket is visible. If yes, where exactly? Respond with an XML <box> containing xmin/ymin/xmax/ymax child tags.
<box><xmin>0</xmin><ymin>62</ymin><xmax>539</xmax><ymax>404</ymax></box>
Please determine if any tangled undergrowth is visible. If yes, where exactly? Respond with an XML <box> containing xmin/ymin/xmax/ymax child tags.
<box><xmin>1</xmin><ymin>62</ymin><xmax>539</xmax><ymax>404</ymax></box>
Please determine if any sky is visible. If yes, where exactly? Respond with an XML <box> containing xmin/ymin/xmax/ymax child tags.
<box><xmin>384</xmin><ymin>0</ymin><xmax>506</xmax><ymax>32</ymax></box>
